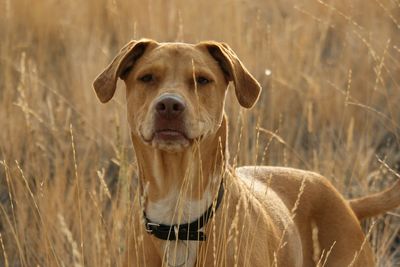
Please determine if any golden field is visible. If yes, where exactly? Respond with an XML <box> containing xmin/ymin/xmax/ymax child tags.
<box><xmin>0</xmin><ymin>0</ymin><xmax>399</xmax><ymax>266</ymax></box>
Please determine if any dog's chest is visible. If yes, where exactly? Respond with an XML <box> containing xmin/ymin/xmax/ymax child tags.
<box><xmin>146</xmin><ymin>191</ymin><xmax>212</xmax><ymax>266</ymax></box>
<box><xmin>161</xmin><ymin>240</ymin><xmax>198</xmax><ymax>267</ymax></box>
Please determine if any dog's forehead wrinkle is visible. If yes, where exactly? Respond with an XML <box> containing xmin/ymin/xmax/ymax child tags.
<box><xmin>134</xmin><ymin>61</ymin><xmax>163</xmax><ymax>73</ymax></box>
<box><xmin>152</xmin><ymin>44</ymin><xmax>193</xmax><ymax>58</ymax></box>
<box><xmin>148</xmin><ymin>44</ymin><xmax>215</xmax><ymax>67</ymax></box>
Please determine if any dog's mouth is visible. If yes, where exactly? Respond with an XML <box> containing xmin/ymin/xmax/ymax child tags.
<box><xmin>139</xmin><ymin>127</ymin><xmax>194</xmax><ymax>152</ymax></box>
<box><xmin>153</xmin><ymin>129</ymin><xmax>190</xmax><ymax>142</ymax></box>
<box><xmin>138</xmin><ymin>118</ymin><xmax>207</xmax><ymax>151</ymax></box>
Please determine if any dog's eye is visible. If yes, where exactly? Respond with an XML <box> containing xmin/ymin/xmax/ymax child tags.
<box><xmin>139</xmin><ymin>74</ymin><xmax>154</xmax><ymax>83</ymax></box>
<box><xmin>196</xmin><ymin>76</ymin><xmax>211</xmax><ymax>85</ymax></box>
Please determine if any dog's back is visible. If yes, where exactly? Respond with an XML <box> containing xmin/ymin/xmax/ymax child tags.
<box><xmin>237</xmin><ymin>166</ymin><xmax>400</xmax><ymax>266</ymax></box>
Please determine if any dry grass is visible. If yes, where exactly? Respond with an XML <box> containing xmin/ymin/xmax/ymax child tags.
<box><xmin>0</xmin><ymin>0</ymin><xmax>399</xmax><ymax>266</ymax></box>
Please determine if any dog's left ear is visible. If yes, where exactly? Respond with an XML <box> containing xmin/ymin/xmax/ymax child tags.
<box><xmin>92</xmin><ymin>39</ymin><xmax>156</xmax><ymax>103</ymax></box>
<box><xmin>199</xmin><ymin>41</ymin><xmax>261</xmax><ymax>108</ymax></box>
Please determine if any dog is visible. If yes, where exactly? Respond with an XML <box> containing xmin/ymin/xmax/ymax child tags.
<box><xmin>93</xmin><ymin>39</ymin><xmax>400</xmax><ymax>267</ymax></box>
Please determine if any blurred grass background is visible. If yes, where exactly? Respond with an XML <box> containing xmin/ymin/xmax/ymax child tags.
<box><xmin>0</xmin><ymin>0</ymin><xmax>399</xmax><ymax>266</ymax></box>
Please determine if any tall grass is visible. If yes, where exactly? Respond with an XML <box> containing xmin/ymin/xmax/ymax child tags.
<box><xmin>0</xmin><ymin>0</ymin><xmax>399</xmax><ymax>266</ymax></box>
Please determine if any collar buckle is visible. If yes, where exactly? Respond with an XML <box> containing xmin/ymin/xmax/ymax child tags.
<box><xmin>145</xmin><ymin>222</ymin><xmax>160</xmax><ymax>233</ymax></box>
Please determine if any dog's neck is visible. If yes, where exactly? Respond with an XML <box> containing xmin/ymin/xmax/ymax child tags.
<box><xmin>131</xmin><ymin>117</ymin><xmax>227</xmax><ymax>225</ymax></box>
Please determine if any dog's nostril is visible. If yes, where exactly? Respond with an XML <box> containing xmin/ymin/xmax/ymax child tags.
<box><xmin>156</xmin><ymin>102</ymin><xmax>166</xmax><ymax>112</ymax></box>
<box><xmin>173</xmin><ymin>103</ymin><xmax>183</xmax><ymax>111</ymax></box>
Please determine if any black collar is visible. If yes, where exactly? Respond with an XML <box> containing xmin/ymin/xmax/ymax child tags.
<box><xmin>144</xmin><ymin>181</ymin><xmax>224</xmax><ymax>241</ymax></box>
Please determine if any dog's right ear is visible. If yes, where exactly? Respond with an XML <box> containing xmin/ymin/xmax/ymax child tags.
<box><xmin>92</xmin><ymin>39</ymin><xmax>156</xmax><ymax>103</ymax></box>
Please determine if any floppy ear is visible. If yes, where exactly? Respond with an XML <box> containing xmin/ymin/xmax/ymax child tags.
<box><xmin>92</xmin><ymin>39</ymin><xmax>156</xmax><ymax>103</ymax></box>
<box><xmin>199</xmin><ymin>41</ymin><xmax>261</xmax><ymax>108</ymax></box>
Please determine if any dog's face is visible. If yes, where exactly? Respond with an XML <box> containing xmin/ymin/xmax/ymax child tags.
<box><xmin>125</xmin><ymin>43</ymin><xmax>228</xmax><ymax>152</ymax></box>
<box><xmin>93</xmin><ymin>39</ymin><xmax>261</xmax><ymax>152</ymax></box>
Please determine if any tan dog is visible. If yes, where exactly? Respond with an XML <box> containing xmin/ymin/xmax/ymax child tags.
<box><xmin>93</xmin><ymin>39</ymin><xmax>400</xmax><ymax>267</ymax></box>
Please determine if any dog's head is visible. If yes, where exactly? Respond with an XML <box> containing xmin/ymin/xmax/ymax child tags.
<box><xmin>93</xmin><ymin>39</ymin><xmax>261</xmax><ymax>152</ymax></box>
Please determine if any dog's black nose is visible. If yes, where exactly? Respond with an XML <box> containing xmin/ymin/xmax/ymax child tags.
<box><xmin>155</xmin><ymin>94</ymin><xmax>186</xmax><ymax>119</ymax></box>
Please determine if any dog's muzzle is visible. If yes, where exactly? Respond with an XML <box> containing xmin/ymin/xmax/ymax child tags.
<box><xmin>152</xmin><ymin>93</ymin><xmax>189</xmax><ymax>142</ymax></box>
